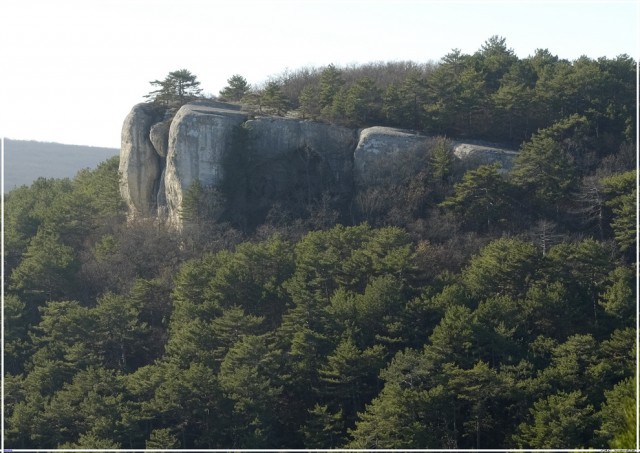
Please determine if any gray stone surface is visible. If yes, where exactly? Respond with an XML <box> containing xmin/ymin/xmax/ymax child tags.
<box><xmin>149</xmin><ymin>119</ymin><xmax>171</xmax><ymax>159</ymax></box>
<box><xmin>245</xmin><ymin>117</ymin><xmax>357</xmax><ymax>194</ymax></box>
<box><xmin>163</xmin><ymin>103</ymin><xmax>248</xmax><ymax>227</ymax></box>
<box><xmin>119</xmin><ymin>101</ymin><xmax>519</xmax><ymax>229</ymax></box>
<box><xmin>119</xmin><ymin>103</ymin><xmax>165</xmax><ymax>218</ymax></box>
<box><xmin>354</xmin><ymin>126</ymin><xmax>433</xmax><ymax>187</ymax></box>
<box><xmin>452</xmin><ymin>141</ymin><xmax>519</xmax><ymax>171</ymax></box>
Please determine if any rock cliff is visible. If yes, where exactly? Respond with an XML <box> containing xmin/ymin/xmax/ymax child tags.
<box><xmin>119</xmin><ymin>103</ymin><xmax>165</xmax><ymax>218</ymax></box>
<box><xmin>119</xmin><ymin>101</ymin><xmax>518</xmax><ymax>228</ymax></box>
<box><xmin>164</xmin><ymin>103</ymin><xmax>247</xmax><ymax>226</ymax></box>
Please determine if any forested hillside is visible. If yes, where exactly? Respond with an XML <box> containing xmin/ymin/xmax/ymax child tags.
<box><xmin>4</xmin><ymin>37</ymin><xmax>637</xmax><ymax>449</ymax></box>
<box><xmin>227</xmin><ymin>36</ymin><xmax>635</xmax><ymax>148</ymax></box>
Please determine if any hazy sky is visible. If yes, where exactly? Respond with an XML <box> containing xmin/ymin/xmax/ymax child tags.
<box><xmin>1</xmin><ymin>0</ymin><xmax>638</xmax><ymax>148</ymax></box>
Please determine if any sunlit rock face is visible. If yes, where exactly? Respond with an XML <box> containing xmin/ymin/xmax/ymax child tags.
<box><xmin>149</xmin><ymin>119</ymin><xmax>171</xmax><ymax>159</ymax></box>
<box><xmin>119</xmin><ymin>101</ymin><xmax>518</xmax><ymax>229</ymax></box>
<box><xmin>243</xmin><ymin>117</ymin><xmax>357</xmax><ymax>197</ymax></box>
<box><xmin>452</xmin><ymin>141</ymin><xmax>519</xmax><ymax>172</ymax></box>
<box><xmin>164</xmin><ymin>103</ymin><xmax>247</xmax><ymax>227</ymax></box>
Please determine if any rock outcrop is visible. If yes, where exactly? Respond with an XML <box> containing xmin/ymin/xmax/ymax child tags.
<box><xmin>354</xmin><ymin>126</ymin><xmax>433</xmax><ymax>187</ymax></box>
<box><xmin>119</xmin><ymin>101</ymin><xmax>518</xmax><ymax>229</ymax></box>
<box><xmin>119</xmin><ymin>103</ymin><xmax>165</xmax><ymax>218</ymax></box>
<box><xmin>149</xmin><ymin>119</ymin><xmax>171</xmax><ymax>159</ymax></box>
<box><xmin>164</xmin><ymin>103</ymin><xmax>247</xmax><ymax>226</ymax></box>
<box><xmin>244</xmin><ymin>117</ymin><xmax>357</xmax><ymax>195</ymax></box>
<box><xmin>452</xmin><ymin>141</ymin><xmax>520</xmax><ymax>171</ymax></box>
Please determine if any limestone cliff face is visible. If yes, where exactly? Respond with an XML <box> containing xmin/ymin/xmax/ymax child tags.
<box><xmin>119</xmin><ymin>103</ymin><xmax>165</xmax><ymax>218</ymax></box>
<box><xmin>119</xmin><ymin>101</ymin><xmax>518</xmax><ymax>228</ymax></box>
<box><xmin>164</xmin><ymin>103</ymin><xmax>247</xmax><ymax>226</ymax></box>
<box><xmin>244</xmin><ymin>117</ymin><xmax>357</xmax><ymax>195</ymax></box>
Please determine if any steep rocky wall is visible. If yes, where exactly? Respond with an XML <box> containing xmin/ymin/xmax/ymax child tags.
<box><xmin>119</xmin><ymin>101</ymin><xmax>519</xmax><ymax>229</ymax></box>
<box><xmin>452</xmin><ymin>141</ymin><xmax>520</xmax><ymax>172</ymax></box>
<box><xmin>164</xmin><ymin>103</ymin><xmax>247</xmax><ymax>226</ymax></box>
<box><xmin>119</xmin><ymin>103</ymin><xmax>166</xmax><ymax>218</ymax></box>
<box><xmin>245</xmin><ymin>117</ymin><xmax>357</xmax><ymax>194</ymax></box>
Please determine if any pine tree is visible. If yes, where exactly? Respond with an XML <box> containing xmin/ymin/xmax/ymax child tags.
<box><xmin>261</xmin><ymin>81</ymin><xmax>289</xmax><ymax>115</ymax></box>
<box><xmin>430</xmin><ymin>137</ymin><xmax>454</xmax><ymax>182</ymax></box>
<box><xmin>146</xmin><ymin>428</ymin><xmax>180</xmax><ymax>450</ymax></box>
<box><xmin>513</xmin><ymin>391</ymin><xmax>596</xmax><ymax>448</ymax></box>
<box><xmin>319</xmin><ymin>64</ymin><xmax>344</xmax><ymax>110</ymax></box>
<box><xmin>145</xmin><ymin>69</ymin><xmax>202</xmax><ymax>106</ymax></box>
<box><xmin>601</xmin><ymin>170</ymin><xmax>636</xmax><ymax>253</ymax></box>
<box><xmin>219</xmin><ymin>74</ymin><xmax>250</xmax><ymax>102</ymax></box>
<box><xmin>440</xmin><ymin>164</ymin><xmax>512</xmax><ymax>232</ymax></box>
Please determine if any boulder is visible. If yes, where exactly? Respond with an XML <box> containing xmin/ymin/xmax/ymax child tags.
<box><xmin>354</xmin><ymin>126</ymin><xmax>432</xmax><ymax>187</ymax></box>
<box><xmin>149</xmin><ymin>119</ymin><xmax>172</xmax><ymax>159</ymax></box>
<box><xmin>452</xmin><ymin>141</ymin><xmax>519</xmax><ymax>171</ymax></box>
<box><xmin>119</xmin><ymin>103</ymin><xmax>166</xmax><ymax>218</ymax></box>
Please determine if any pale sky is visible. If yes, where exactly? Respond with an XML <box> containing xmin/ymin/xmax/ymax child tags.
<box><xmin>1</xmin><ymin>0</ymin><xmax>638</xmax><ymax>148</ymax></box>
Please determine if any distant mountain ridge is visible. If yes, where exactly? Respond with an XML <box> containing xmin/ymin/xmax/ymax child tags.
<box><xmin>3</xmin><ymin>139</ymin><xmax>119</xmax><ymax>191</ymax></box>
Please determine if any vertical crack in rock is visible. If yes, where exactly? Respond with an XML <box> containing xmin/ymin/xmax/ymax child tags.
<box><xmin>149</xmin><ymin>113</ymin><xmax>173</xmax><ymax>218</ymax></box>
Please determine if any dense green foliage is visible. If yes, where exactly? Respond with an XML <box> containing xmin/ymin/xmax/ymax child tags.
<box><xmin>218</xmin><ymin>74</ymin><xmax>250</xmax><ymax>102</ymax></box>
<box><xmin>4</xmin><ymin>38</ymin><xmax>636</xmax><ymax>449</ymax></box>
<box><xmin>145</xmin><ymin>69</ymin><xmax>203</xmax><ymax>106</ymax></box>
<box><xmin>240</xmin><ymin>36</ymin><xmax>635</xmax><ymax>148</ymax></box>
